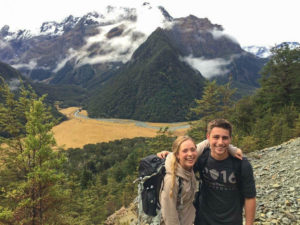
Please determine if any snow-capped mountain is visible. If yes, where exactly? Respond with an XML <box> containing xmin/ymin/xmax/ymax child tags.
<box><xmin>0</xmin><ymin>2</ymin><xmax>268</xmax><ymax>122</ymax></box>
<box><xmin>242</xmin><ymin>45</ymin><xmax>272</xmax><ymax>58</ymax></box>
<box><xmin>243</xmin><ymin>42</ymin><xmax>300</xmax><ymax>58</ymax></box>
<box><xmin>0</xmin><ymin>3</ymin><xmax>172</xmax><ymax>82</ymax></box>
<box><xmin>0</xmin><ymin>1</ymin><xmax>264</xmax><ymax>93</ymax></box>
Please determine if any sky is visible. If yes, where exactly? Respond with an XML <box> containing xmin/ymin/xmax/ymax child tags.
<box><xmin>0</xmin><ymin>0</ymin><xmax>299</xmax><ymax>47</ymax></box>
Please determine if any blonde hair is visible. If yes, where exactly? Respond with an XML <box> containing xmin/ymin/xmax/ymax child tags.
<box><xmin>169</xmin><ymin>135</ymin><xmax>195</xmax><ymax>197</ymax></box>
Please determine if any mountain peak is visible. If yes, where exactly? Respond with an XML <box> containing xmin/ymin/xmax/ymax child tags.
<box><xmin>176</xmin><ymin>15</ymin><xmax>223</xmax><ymax>31</ymax></box>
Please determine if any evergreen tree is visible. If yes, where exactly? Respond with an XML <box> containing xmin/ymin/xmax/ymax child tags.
<box><xmin>188</xmin><ymin>78</ymin><xmax>236</xmax><ymax>141</ymax></box>
<box><xmin>190</xmin><ymin>78</ymin><xmax>236</xmax><ymax>120</ymax></box>
<box><xmin>190</xmin><ymin>80</ymin><xmax>221</xmax><ymax>120</ymax></box>
<box><xmin>0</xmin><ymin>81</ymin><xmax>70</xmax><ymax>224</ymax></box>
<box><xmin>146</xmin><ymin>127</ymin><xmax>175</xmax><ymax>153</ymax></box>
<box><xmin>258</xmin><ymin>44</ymin><xmax>300</xmax><ymax>112</ymax></box>
<box><xmin>218</xmin><ymin>75</ymin><xmax>237</xmax><ymax>117</ymax></box>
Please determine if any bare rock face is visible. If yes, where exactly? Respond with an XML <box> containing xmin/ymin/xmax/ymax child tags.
<box><xmin>104</xmin><ymin>138</ymin><xmax>300</xmax><ymax>225</ymax></box>
<box><xmin>164</xmin><ymin>16</ymin><xmax>243</xmax><ymax>58</ymax></box>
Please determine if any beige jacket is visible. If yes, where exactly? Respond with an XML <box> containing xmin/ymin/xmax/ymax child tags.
<box><xmin>159</xmin><ymin>153</ymin><xmax>197</xmax><ymax>225</ymax></box>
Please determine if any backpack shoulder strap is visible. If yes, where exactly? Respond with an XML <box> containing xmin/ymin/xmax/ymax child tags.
<box><xmin>194</xmin><ymin>147</ymin><xmax>210</xmax><ymax>179</ymax></box>
<box><xmin>231</xmin><ymin>156</ymin><xmax>244</xmax><ymax>206</ymax></box>
<box><xmin>231</xmin><ymin>156</ymin><xmax>242</xmax><ymax>185</ymax></box>
<box><xmin>177</xmin><ymin>176</ymin><xmax>184</xmax><ymax>206</ymax></box>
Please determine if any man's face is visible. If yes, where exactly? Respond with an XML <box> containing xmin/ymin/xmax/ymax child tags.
<box><xmin>207</xmin><ymin>127</ymin><xmax>231</xmax><ymax>160</ymax></box>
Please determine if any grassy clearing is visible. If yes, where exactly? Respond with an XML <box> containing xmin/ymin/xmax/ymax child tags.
<box><xmin>52</xmin><ymin>107</ymin><xmax>189</xmax><ymax>149</ymax></box>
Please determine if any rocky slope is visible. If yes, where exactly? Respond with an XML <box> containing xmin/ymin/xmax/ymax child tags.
<box><xmin>104</xmin><ymin>137</ymin><xmax>300</xmax><ymax>225</ymax></box>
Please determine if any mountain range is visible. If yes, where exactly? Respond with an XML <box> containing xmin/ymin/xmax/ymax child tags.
<box><xmin>242</xmin><ymin>42</ymin><xmax>300</xmax><ymax>58</ymax></box>
<box><xmin>0</xmin><ymin>2</ymin><xmax>291</xmax><ymax>122</ymax></box>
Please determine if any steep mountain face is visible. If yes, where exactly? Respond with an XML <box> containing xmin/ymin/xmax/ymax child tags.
<box><xmin>0</xmin><ymin>61</ymin><xmax>23</xmax><ymax>81</ymax></box>
<box><xmin>0</xmin><ymin>60</ymin><xmax>87</xmax><ymax>107</ymax></box>
<box><xmin>0</xmin><ymin>5</ymin><xmax>170</xmax><ymax>87</ymax></box>
<box><xmin>165</xmin><ymin>15</ymin><xmax>242</xmax><ymax>58</ymax></box>
<box><xmin>0</xmin><ymin>4</ymin><xmax>265</xmax><ymax>90</ymax></box>
<box><xmin>0</xmin><ymin>14</ymin><xmax>100</xmax><ymax>77</ymax></box>
<box><xmin>0</xmin><ymin>3</ymin><xmax>269</xmax><ymax>121</ymax></box>
<box><xmin>163</xmin><ymin>15</ymin><xmax>266</xmax><ymax>90</ymax></box>
<box><xmin>87</xmin><ymin>28</ymin><xmax>205</xmax><ymax>122</ymax></box>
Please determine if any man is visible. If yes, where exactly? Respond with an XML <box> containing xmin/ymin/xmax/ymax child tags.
<box><xmin>194</xmin><ymin>119</ymin><xmax>256</xmax><ymax>225</ymax></box>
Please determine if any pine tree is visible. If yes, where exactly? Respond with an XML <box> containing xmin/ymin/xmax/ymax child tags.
<box><xmin>188</xmin><ymin>78</ymin><xmax>236</xmax><ymax>141</ymax></box>
<box><xmin>0</xmin><ymin>81</ymin><xmax>70</xmax><ymax>224</ymax></box>
<box><xmin>258</xmin><ymin>44</ymin><xmax>300</xmax><ymax>112</ymax></box>
<box><xmin>190</xmin><ymin>80</ymin><xmax>221</xmax><ymax>120</ymax></box>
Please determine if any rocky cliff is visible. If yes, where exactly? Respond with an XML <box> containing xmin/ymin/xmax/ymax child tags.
<box><xmin>104</xmin><ymin>137</ymin><xmax>300</xmax><ymax>225</ymax></box>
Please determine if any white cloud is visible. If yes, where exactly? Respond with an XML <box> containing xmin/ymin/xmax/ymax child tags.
<box><xmin>0</xmin><ymin>40</ymin><xmax>9</xmax><ymax>48</ymax></box>
<box><xmin>209</xmin><ymin>28</ymin><xmax>238</xmax><ymax>44</ymax></box>
<box><xmin>0</xmin><ymin>0</ymin><xmax>299</xmax><ymax>46</ymax></box>
<box><xmin>182</xmin><ymin>55</ymin><xmax>235</xmax><ymax>79</ymax></box>
<box><xmin>8</xmin><ymin>78</ymin><xmax>20</xmax><ymax>91</ymax></box>
<box><xmin>53</xmin><ymin>48</ymin><xmax>78</xmax><ymax>72</ymax></box>
<box><xmin>12</xmin><ymin>59</ymin><xmax>37</xmax><ymax>70</ymax></box>
<box><xmin>73</xmin><ymin>15</ymin><xmax>149</xmax><ymax>67</ymax></box>
<box><xmin>135</xmin><ymin>3</ymin><xmax>167</xmax><ymax>35</ymax></box>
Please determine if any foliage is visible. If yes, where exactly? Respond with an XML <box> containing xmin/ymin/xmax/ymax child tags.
<box><xmin>189</xmin><ymin>44</ymin><xmax>300</xmax><ymax>151</ymax></box>
<box><xmin>188</xmin><ymin>77</ymin><xmax>237</xmax><ymax>141</ymax></box>
<box><xmin>190</xmin><ymin>76</ymin><xmax>236</xmax><ymax>120</ymax></box>
<box><xmin>146</xmin><ymin>127</ymin><xmax>175</xmax><ymax>153</ymax></box>
<box><xmin>87</xmin><ymin>28</ymin><xmax>205</xmax><ymax>122</ymax></box>
<box><xmin>63</xmin><ymin>129</ymin><xmax>174</xmax><ymax>225</ymax></box>
<box><xmin>0</xmin><ymin>81</ymin><xmax>70</xmax><ymax>224</ymax></box>
<box><xmin>257</xmin><ymin>44</ymin><xmax>300</xmax><ymax>112</ymax></box>
<box><xmin>190</xmin><ymin>80</ymin><xmax>221</xmax><ymax>118</ymax></box>
<box><xmin>33</xmin><ymin>83</ymin><xmax>88</xmax><ymax>109</ymax></box>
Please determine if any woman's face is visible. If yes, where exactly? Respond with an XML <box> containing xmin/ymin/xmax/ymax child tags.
<box><xmin>176</xmin><ymin>139</ymin><xmax>197</xmax><ymax>171</ymax></box>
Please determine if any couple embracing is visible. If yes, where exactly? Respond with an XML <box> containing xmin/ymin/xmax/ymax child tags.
<box><xmin>158</xmin><ymin>118</ymin><xmax>256</xmax><ymax>225</ymax></box>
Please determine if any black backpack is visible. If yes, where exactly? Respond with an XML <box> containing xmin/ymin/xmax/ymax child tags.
<box><xmin>136</xmin><ymin>154</ymin><xmax>183</xmax><ymax>223</ymax></box>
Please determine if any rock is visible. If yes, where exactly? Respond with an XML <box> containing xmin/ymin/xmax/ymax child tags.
<box><xmin>248</xmin><ymin>137</ymin><xmax>300</xmax><ymax>225</ymax></box>
<box><xmin>272</xmin><ymin>184</ymin><xmax>281</xmax><ymax>189</ymax></box>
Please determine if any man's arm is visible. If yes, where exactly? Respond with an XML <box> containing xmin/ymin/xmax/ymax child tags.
<box><xmin>157</xmin><ymin>150</ymin><xmax>170</xmax><ymax>159</ymax></box>
<box><xmin>244</xmin><ymin>197</ymin><xmax>256</xmax><ymax>225</ymax></box>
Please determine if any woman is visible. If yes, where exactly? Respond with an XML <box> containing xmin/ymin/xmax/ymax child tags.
<box><xmin>159</xmin><ymin>136</ymin><xmax>198</xmax><ymax>225</ymax></box>
<box><xmin>159</xmin><ymin>136</ymin><xmax>241</xmax><ymax>225</ymax></box>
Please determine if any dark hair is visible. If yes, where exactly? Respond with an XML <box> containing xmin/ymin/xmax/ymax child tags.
<box><xmin>207</xmin><ymin>119</ymin><xmax>232</xmax><ymax>137</ymax></box>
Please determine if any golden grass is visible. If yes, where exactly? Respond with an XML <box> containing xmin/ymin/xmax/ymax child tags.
<box><xmin>52</xmin><ymin>107</ymin><xmax>189</xmax><ymax>149</ymax></box>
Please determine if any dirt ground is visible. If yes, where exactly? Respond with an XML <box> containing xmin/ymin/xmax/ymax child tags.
<box><xmin>52</xmin><ymin>107</ymin><xmax>188</xmax><ymax>149</ymax></box>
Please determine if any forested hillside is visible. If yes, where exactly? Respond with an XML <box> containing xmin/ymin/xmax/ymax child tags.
<box><xmin>87</xmin><ymin>28</ymin><xmax>206</xmax><ymax>122</ymax></box>
<box><xmin>0</xmin><ymin>44</ymin><xmax>299</xmax><ymax>224</ymax></box>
